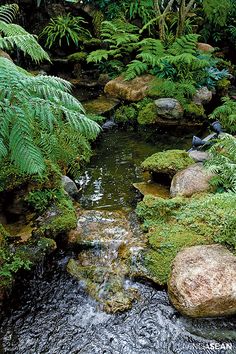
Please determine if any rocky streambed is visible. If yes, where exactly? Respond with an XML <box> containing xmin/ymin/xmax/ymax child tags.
<box><xmin>1</xmin><ymin>128</ymin><xmax>236</xmax><ymax>353</ymax></box>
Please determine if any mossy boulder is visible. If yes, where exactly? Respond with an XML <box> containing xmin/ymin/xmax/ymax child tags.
<box><xmin>137</xmin><ymin>102</ymin><xmax>157</xmax><ymax>125</ymax></box>
<box><xmin>136</xmin><ymin>192</ymin><xmax>236</xmax><ymax>285</ymax></box>
<box><xmin>141</xmin><ymin>149</ymin><xmax>194</xmax><ymax>179</ymax></box>
<box><xmin>67</xmin><ymin>52</ymin><xmax>87</xmax><ymax>62</ymax></box>
<box><xmin>114</xmin><ymin>104</ymin><xmax>137</xmax><ymax>124</ymax></box>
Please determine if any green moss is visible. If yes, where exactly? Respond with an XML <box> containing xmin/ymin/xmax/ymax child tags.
<box><xmin>114</xmin><ymin>104</ymin><xmax>137</xmax><ymax>124</ymax></box>
<box><xmin>137</xmin><ymin>102</ymin><xmax>157</xmax><ymax>125</ymax></box>
<box><xmin>185</xmin><ymin>102</ymin><xmax>205</xmax><ymax>118</ymax></box>
<box><xmin>67</xmin><ymin>52</ymin><xmax>87</xmax><ymax>62</ymax></box>
<box><xmin>83</xmin><ymin>38</ymin><xmax>102</xmax><ymax>47</ymax></box>
<box><xmin>137</xmin><ymin>192</ymin><xmax>236</xmax><ymax>285</ymax></box>
<box><xmin>35</xmin><ymin>191</ymin><xmax>77</xmax><ymax>239</ymax></box>
<box><xmin>0</xmin><ymin>160</ymin><xmax>61</xmax><ymax>193</ymax></box>
<box><xmin>141</xmin><ymin>149</ymin><xmax>194</xmax><ymax>177</ymax></box>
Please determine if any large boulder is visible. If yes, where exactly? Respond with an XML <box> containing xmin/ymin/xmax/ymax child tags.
<box><xmin>170</xmin><ymin>163</ymin><xmax>214</xmax><ymax>197</ymax></box>
<box><xmin>168</xmin><ymin>244</ymin><xmax>236</xmax><ymax>317</ymax></box>
<box><xmin>192</xmin><ymin>87</ymin><xmax>212</xmax><ymax>106</ymax></box>
<box><xmin>104</xmin><ymin>75</ymin><xmax>154</xmax><ymax>101</ymax></box>
<box><xmin>154</xmin><ymin>98</ymin><xmax>183</xmax><ymax>120</ymax></box>
<box><xmin>141</xmin><ymin>150</ymin><xmax>194</xmax><ymax>180</ymax></box>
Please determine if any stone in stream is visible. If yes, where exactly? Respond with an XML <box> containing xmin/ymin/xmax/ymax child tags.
<box><xmin>61</xmin><ymin>176</ymin><xmax>80</xmax><ymax>199</ymax></box>
<box><xmin>168</xmin><ymin>244</ymin><xmax>236</xmax><ymax>317</ymax></box>
<box><xmin>67</xmin><ymin>210</ymin><xmax>146</xmax><ymax>313</ymax></box>
<box><xmin>154</xmin><ymin>98</ymin><xmax>184</xmax><ymax>120</ymax></box>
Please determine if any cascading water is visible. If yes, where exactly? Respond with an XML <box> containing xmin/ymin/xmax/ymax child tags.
<box><xmin>1</xmin><ymin>128</ymin><xmax>235</xmax><ymax>354</ymax></box>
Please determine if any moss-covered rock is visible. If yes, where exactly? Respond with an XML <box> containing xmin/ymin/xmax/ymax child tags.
<box><xmin>137</xmin><ymin>102</ymin><xmax>157</xmax><ymax>125</ymax></box>
<box><xmin>185</xmin><ymin>102</ymin><xmax>205</xmax><ymax>118</ymax></box>
<box><xmin>34</xmin><ymin>192</ymin><xmax>77</xmax><ymax>239</ymax></box>
<box><xmin>67</xmin><ymin>52</ymin><xmax>87</xmax><ymax>62</ymax></box>
<box><xmin>141</xmin><ymin>149</ymin><xmax>194</xmax><ymax>179</ymax></box>
<box><xmin>114</xmin><ymin>104</ymin><xmax>137</xmax><ymax>124</ymax></box>
<box><xmin>136</xmin><ymin>192</ymin><xmax>236</xmax><ymax>285</ymax></box>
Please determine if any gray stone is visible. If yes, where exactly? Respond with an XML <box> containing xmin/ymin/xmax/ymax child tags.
<box><xmin>188</xmin><ymin>150</ymin><xmax>210</xmax><ymax>162</ymax></box>
<box><xmin>168</xmin><ymin>244</ymin><xmax>236</xmax><ymax>317</ymax></box>
<box><xmin>193</xmin><ymin>87</ymin><xmax>212</xmax><ymax>106</ymax></box>
<box><xmin>154</xmin><ymin>98</ymin><xmax>183</xmax><ymax>120</ymax></box>
<box><xmin>170</xmin><ymin>163</ymin><xmax>214</xmax><ymax>197</ymax></box>
<box><xmin>61</xmin><ymin>176</ymin><xmax>80</xmax><ymax>199</ymax></box>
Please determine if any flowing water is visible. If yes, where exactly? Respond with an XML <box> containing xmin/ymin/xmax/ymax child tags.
<box><xmin>1</xmin><ymin>128</ymin><xmax>236</xmax><ymax>354</ymax></box>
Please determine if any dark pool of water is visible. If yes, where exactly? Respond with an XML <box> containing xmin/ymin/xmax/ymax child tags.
<box><xmin>77</xmin><ymin>128</ymin><xmax>193</xmax><ymax>210</ymax></box>
<box><xmin>0</xmin><ymin>253</ymin><xmax>235</xmax><ymax>354</ymax></box>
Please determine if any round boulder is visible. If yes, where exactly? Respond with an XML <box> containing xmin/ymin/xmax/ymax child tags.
<box><xmin>154</xmin><ymin>98</ymin><xmax>183</xmax><ymax>120</ymax></box>
<box><xmin>168</xmin><ymin>244</ymin><xmax>236</xmax><ymax>317</ymax></box>
<box><xmin>170</xmin><ymin>163</ymin><xmax>214</xmax><ymax>197</ymax></box>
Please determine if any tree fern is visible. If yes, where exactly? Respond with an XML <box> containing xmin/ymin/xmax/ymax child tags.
<box><xmin>0</xmin><ymin>3</ymin><xmax>19</xmax><ymax>24</ymax></box>
<box><xmin>124</xmin><ymin>60</ymin><xmax>148</xmax><ymax>80</ymax></box>
<box><xmin>0</xmin><ymin>58</ymin><xmax>101</xmax><ymax>175</ymax></box>
<box><xmin>0</xmin><ymin>4</ymin><xmax>49</xmax><ymax>63</ymax></box>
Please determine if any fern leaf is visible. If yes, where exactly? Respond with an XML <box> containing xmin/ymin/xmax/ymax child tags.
<box><xmin>87</xmin><ymin>49</ymin><xmax>110</xmax><ymax>63</ymax></box>
<box><xmin>124</xmin><ymin>60</ymin><xmax>148</xmax><ymax>81</ymax></box>
<box><xmin>0</xmin><ymin>4</ymin><xmax>19</xmax><ymax>24</ymax></box>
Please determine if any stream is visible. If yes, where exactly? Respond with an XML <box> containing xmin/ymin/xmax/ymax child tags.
<box><xmin>1</xmin><ymin>128</ymin><xmax>236</xmax><ymax>354</ymax></box>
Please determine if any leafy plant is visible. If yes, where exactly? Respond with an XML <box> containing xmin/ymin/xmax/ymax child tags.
<box><xmin>205</xmin><ymin>134</ymin><xmax>236</xmax><ymax>192</ymax></box>
<box><xmin>40</xmin><ymin>14</ymin><xmax>91</xmax><ymax>48</ymax></box>
<box><xmin>0</xmin><ymin>3</ymin><xmax>50</xmax><ymax>63</ymax></box>
<box><xmin>209</xmin><ymin>97</ymin><xmax>236</xmax><ymax>133</ymax></box>
<box><xmin>0</xmin><ymin>57</ymin><xmax>100</xmax><ymax>175</ymax></box>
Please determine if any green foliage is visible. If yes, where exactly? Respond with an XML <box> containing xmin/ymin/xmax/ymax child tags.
<box><xmin>205</xmin><ymin>134</ymin><xmax>236</xmax><ymax>192</ymax></box>
<box><xmin>0</xmin><ymin>3</ymin><xmax>19</xmax><ymax>24</ymax></box>
<box><xmin>87</xmin><ymin>19</ymin><xmax>139</xmax><ymax>67</ymax></box>
<box><xmin>203</xmin><ymin>0</ymin><xmax>231</xmax><ymax>27</ymax></box>
<box><xmin>40</xmin><ymin>14</ymin><xmax>91</xmax><ymax>49</ymax></box>
<box><xmin>26</xmin><ymin>188</ymin><xmax>65</xmax><ymax>213</ymax></box>
<box><xmin>0</xmin><ymin>3</ymin><xmax>49</xmax><ymax>63</ymax></box>
<box><xmin>209</xmin><ymin>97</ymin><xmax>236</xmax><ymax>134</ymax></box>
<box><xmin>0</xmin><ymin>57</ymin><xmax>100</xmax><ymax>175</ymax></box>
<box><xmin>148</xmin><ymin>78</ymin><xmax>196</xmax><ymax>107</ymax></box>
<box><xmin>0</xmin><ymin>249</ymin><xmax>32</xmax><ymax>279</ymax></box>
<box><xmin>129</xmin><ymin>0</ymin><xmax>155</xmax><ymax>29</ymax></box>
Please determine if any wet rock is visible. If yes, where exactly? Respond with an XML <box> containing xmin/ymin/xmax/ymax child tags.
<box><xmin>83</xmin><ymin>95</ymin><xmax>120</xmax><ymax>115</ymax></box>
<box><xmin>197</xmin><ymin>43</ymin><xmax>214</xmax><ymax>52</ymax></box>
<box><xmin>154</xmin><ymin>98</ymin><xmax>183</xmax><ymax>120</ymax></box>
<box><xmin>104</xmin><ymin>75</ymin><xmax>154</xmax><ymax>102</ymax></box>
<box><xmin>102</xmin><ymin>120</ymin><xmax>117</xmax><ymax>130</ymax></box>
<box><xmin>67</xmin><ymin>210</ymin><xmax>146</xmax><ymax>313</ymax></box>
<box><xmin>141</xmin><ymin>150</ymin><xmax>194</xmax><ymax>180</ymax></box>
<box><xmin>188</xmin><ymin>150</ymin><xmax>210</xmax><ymax>162</ymax></box>
<box><xmin>133</xmin><ymin>182</ymin><xmax>169</xmax><ymax>198</ymax></box>
<box><xmin>193</xmin><ymin>87</ymin><xmax>212</xmax><ymax>106</ymax></box>
<box><xmin>170</xmin><ymin>163</ymin><xmax>214</xmax><ymax>197</ymax></box>
<box><xmin>61</xmin><ymin>176</ymin><xmax>80</xmax><ymax>199</ymax></box>
<box><xmin>168</xmin><ymin>244</ymin><xmax>236</xmax><ymax>317</ymax></box>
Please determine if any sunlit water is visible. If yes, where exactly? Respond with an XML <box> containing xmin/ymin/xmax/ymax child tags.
<box><xmin>1</xmin><ymin>128</ymin><xmax>236</xmax><ymax>354</ymax></box>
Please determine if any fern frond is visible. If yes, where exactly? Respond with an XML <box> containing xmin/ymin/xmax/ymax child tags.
<box><xmin>87</xmin><ymin>49</ymin><xmax>110</xmax><ymax>63</ymax></box>
<box><xmin>0</xmin><ymin>29</ymin><xmax>50</xmax><ymax>62</ymax></box>
<box><xmin>124</xmin><ymin>60</ymin><xmax>148</xmax><ymax>81</ymax></box>
<box><xmin>0</xmin><ymin>3</ymin><xmax>19</xmax><ymax>24</ymax></box>
<box><xmin>169</xmin><ymin>34</ymin><xmax>199</xmax><ymax>56</ymax></box>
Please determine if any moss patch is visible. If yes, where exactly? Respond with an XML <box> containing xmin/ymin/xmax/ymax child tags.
<box><xmin>137</xmin><ymin>102</ymin><xmax>157</xmax><ymax>125</ymax></box>
<box><xmin>67</xmin><ymin>52</ymin><xmax>87</xmax><ymax>62</ymax></box>
<box><xmin>136</xmin><ymin>192</ymin><xmax>236</xmax><ymax>285</ymax></box>
<box><xmin>141</xmin><ymin>149</ymin><xmax>194</xmax><ymax>178</ymax></box>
